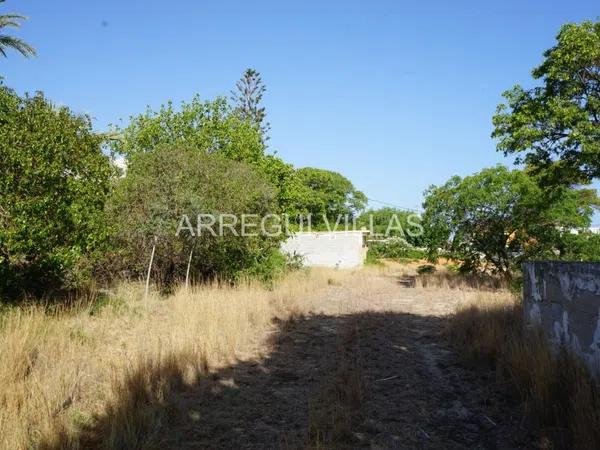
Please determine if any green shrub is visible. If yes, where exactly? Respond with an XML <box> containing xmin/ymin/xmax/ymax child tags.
<box><xmin>422</xmin><ymin>166</ymin><xmax>595</xmax><ymax>276</ymax></box>
<box><xmin>367</xmin><ymin>238</ymin><xmax>425</xmax><ymax>262</ymax></box>
<box><xmin>444</xmin><ymin>263</ymin><xmax>461</xmax><ymax>273</ymax></box>
<box><xmin>416</xmin><ymin>264</ymin><xmax>436</xmax><ymax>275</ymax></box>
<box><xmin>559</xmin><ymin>232</ymin><xmax>600</xmax><ymax>261</ymax></box>
<box><xmin>103</xmin><ymin>145</ymin><xmax>283</xmax><ymax>286</ymax></box>
<box><xmin>357</xmin><ymin>207</ymin><xmax>424</xmax><ymax>247</ymax></box>
<box><xmin>0</xmin><ymin>87</ymin><xmax>113</xmax><ymax>298</ymax></box>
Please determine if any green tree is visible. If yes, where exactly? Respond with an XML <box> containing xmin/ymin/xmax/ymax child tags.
<box><xmin>230</xmin><ymin>68</ymin><xmax>270</xmax><ymax>139</ymax></box>
<box><xmin>255</xmin><ymin>154</ymin><xmax>307</xmax><ymax>216</ymax></box>
<box><xmin>113</xmin><ymin>94</ymin><xmax>367</xmax><ymax>229</ymax></box>
<box><xmin>492</xmin><ymin>20</ymin><xmax>600</xmax><ymax>186</ymax></box>
<box><xmin>0</xmin><ymin>87</ymin><xmax>112</xmax><ymax>297</ymax></box>
<box><xmin>112</xmin><ymin>96</ymin><xmax>266</xmax><ymax>164</ymax></box>
<box><xmin>422</xmin><ymin>166</ymin><xmax>596</xmax><ymax>276</ymax></box>
<box><xmin>293</xmin><ymin>167</ymin><xmax>367</xmax><ymax>226</ymax></box>
<box><xmin>104</xmin><ymin>144</ymin><xmax>283</xmax><ymax>284</ymax></box>
<box><xmin>0</xmin><ymin>0</ymin><xmax>36</xmax><ymax>58</ymax></box>
<box><xmin>559</xmin><ymin>231</ymin><xmax>600</xmax><ymax>261</ymax></box>
<box><xmin>357</xmin><ymin>207</ymin><xmax>424</xmax><ymax>246</ymax></box>
<box><xmin>112</xmin><ymin>94</ymin><xmax>326</xmax><ymax>220</ymax></box>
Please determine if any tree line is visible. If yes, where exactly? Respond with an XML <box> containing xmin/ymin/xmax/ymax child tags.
<box><xmin>0</xmin><ymin>5</ymin><xmax>368</xmax><ymax>298</ymax></box>
<box><xmin>0</xmin><ymin>69</ymin><xmax>367</xmax><ymax>298</ymax></box>
<box><xmin>1</xmin><ymin>1</ymin><xmax>599</xmax><ymax>296</ymax></box>
<box><xmin>420</xmin><ymin>20</ymin><xmax>600</xmax><ymax>277</ymax></box>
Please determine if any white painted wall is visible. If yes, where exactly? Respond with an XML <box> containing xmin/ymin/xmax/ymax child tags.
<box><xmin>281</xmin><ymin>231</ymin><xmax>368</xmax><ymax>269</ymax></box>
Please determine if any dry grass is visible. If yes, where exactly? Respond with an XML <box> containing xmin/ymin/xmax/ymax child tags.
<box><xmin>379</xmin><ymin>259</ymin><xmax>510</xmax><ymax>291</ymax></box>
<box><xmin>308</xmin><ymin>315</ymin><xmax>364</xmax><ymax>448</ymax></box>
<box><xmin>448</xmin><ymin>292</ymin><xmax>600</xmax><ymax>449</ymax></box>
<box><xmin>0</xmin><ymin>268</ymin><xmax>352</xmax><ymax>450</ymax></box>
<box><xmin>417</xmin><ymin>271</ymin><xmax>509</xmax><ymax>290</ymax></box>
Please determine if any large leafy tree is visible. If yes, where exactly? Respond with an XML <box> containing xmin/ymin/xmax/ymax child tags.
<box><xmin>230</xmin><ymin>68</ymin><xmax>270</xmax><ymax>140</ymax></box>
<box><xmin>422</xmin><ymin>166</ymin><xmax>596</xmax><ymax>276</ymax></box>
<box><xmin>492</xmin><ymin>20</ymin><xmax>600</xmax><ymax>186</ymax></box>
<box><xmin>112</xmin><ymin>96</ymin><xmax>266</xmax><ymax>164</ymax></box>
<box><xmin>0</xmin><ymin>87</ymin><xmax>112</xmax><ymax>297</ymax></box>
<box><xmin>112</xmin><ymin>95</ymin><xmax>304</xmax><ymax>216</ymax></box>
<box><xmin>294</xmin><ymin>167</ymin><xmax>367</xmax><ymax>226</ymax></box>
<box><xmin>357</xmin><ymin>207</ymin><xmax>424</xmax><ymax>246</ymax></box>
<box><xmin>0</xmin><ymin>0</ymin><xmax>36</xmax><ymax>58</ymax></box>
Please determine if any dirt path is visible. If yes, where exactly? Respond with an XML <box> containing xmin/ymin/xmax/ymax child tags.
<box><xmin>158</xmin><ymin>271</ymin><xmax>528</xmax><ymax>449</ymax></box>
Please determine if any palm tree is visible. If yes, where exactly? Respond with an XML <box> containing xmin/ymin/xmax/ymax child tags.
<box><xmin>0</xmin><ymin>0</ymin><xmax>36</xmax><ymax>58</ymax></box>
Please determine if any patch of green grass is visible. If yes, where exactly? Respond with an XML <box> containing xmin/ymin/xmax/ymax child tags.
<box><xmin>88</xmin><ymin>294</ymin><xmax>127</xmax><ymax>316</ymax></box>
<box><xmin>69</xmin><ymin>407</ymin><xmax>94</xmax><ymax>429</ymax></box>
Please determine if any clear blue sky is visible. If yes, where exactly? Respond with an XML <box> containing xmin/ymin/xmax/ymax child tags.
<box><xmin>3</xmin><ymin>0</ymin><xmax>599</xmax><ymax>211</ymax></box>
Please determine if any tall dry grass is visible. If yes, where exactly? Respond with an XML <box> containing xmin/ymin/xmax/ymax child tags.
<box><xmin>308</xmin><ymin>315</ymin><xmax>364</xmax><ymax>448</ymax></box>
<box><xmin>447</xmin><ymin>293</ymin><xmax>600</xmax><ymax>449</ymax></box>
<box><xmin>0</xmin><ymin>268</ymin><xmax>351</xmax><ymax>450</ymax></box>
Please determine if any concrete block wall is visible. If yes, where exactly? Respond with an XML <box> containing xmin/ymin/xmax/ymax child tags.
<box><xmin>281</xmin><ymin>231</ymin><xmax>368</xmax><ymax>269</ymax></box>
<box><xmin>523</xmin><ymin>261</ymin><xmax>600</xmax><ymax>374</ymax></box>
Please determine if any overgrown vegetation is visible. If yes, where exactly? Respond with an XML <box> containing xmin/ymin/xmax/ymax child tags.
<box><xmin>448</xmin><ymin>294</ymin><xmax>600</xmax><ymax>448</ymax></box>
<box><xmin>366</xmin><ymin>237</ymin><xmax>425</xmax><ymax>263</ymax></box>
<box><xmin>422</xmin><ymin>165</ymin><xmax>598</xmax><ymax>277</ymax></box>
<box><xmin>423</xmin><ymin>19</ymin><xmax>600</xmax><ymax>276</ymax></box>
<box><xmin>0</xmin><ymin>87</ymin><xmax>113</xmax><ymax>298</ymax></box>
<box><xmin>104</xmin><ymin>144</ymin><xmax>282</xmax><ymax>285</ymax></box>
<box><xmin>0</xmin><ymin>269</ymin><xmax>350</xmax><ymax>450</ymax></box>
<box><xmin>3</xmin><ymin>11</ymin><xmax>600</xmax><ymax>450</ymax></box>
<box><xmin>0</xmin><ymin>66</ymin><xmax>370</xmax><ymax>299</ymax></box>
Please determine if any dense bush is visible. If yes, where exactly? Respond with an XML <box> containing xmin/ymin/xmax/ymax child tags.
<box><xmin>103</xmin><ymin>144</ymin><xmax>284</xmax><ymax>285</ymax></box>
<box><xmin>111</xmin><ymin>96</ymin><xmax>308</xmax><ymax>217</ymax></box>
<box><xmin>422</xmin><ymin>166</ymin><xmax>596</xmax><ymax>277</ymax></box>
<box><xmin>0</xmin><ymin>87</ymin><xmax>113</xmax><ymax>298</ymax></box>
<box><xmin>366</xmin><ymin>237</ymin><xmax>425</xmax><ymax>262</ymax></box>
<box><xmin>113</xmin><ymin>96</ymin><xmax>265</xmax><ymax>164</ymax></box>
<box><xmin>357</xmin><ymin>207</ymin><xmax>424</xmax><ymax>247</ymax></box>
<box><xmin>558</xmin><ymin>232</ymin><xmax>600</xmax><ymax>262</ymax></box>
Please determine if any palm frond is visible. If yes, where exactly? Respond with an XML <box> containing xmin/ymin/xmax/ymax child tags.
<box><xmin>0</xmin><ymin>2</ymin><xmax>36</xmax><ymax>58</ymax></box>
<box><xmin>0</xmin><ymin>34</ymin><xmax>36</xmax><ymax>57</ymax></box>
<box><xmin>0</xmin><ymin>13</ymin><xmax>27</xmax><ymax>22</ymax></box>
<box><xmin>0</xmin><ymin>18</ymin><xmax>23</xmax><ymax>29</ymax></box>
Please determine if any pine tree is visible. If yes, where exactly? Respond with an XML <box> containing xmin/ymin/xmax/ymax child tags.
<box><xmin>231</xmin><ymin>68</ymin><xmax>270</xmax><ymax>141</ymax></box>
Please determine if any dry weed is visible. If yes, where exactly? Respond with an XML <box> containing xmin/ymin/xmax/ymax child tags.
<box><xmin>447</xmin><ymin>292</ymin><xmax>600</xmax><ymax>448</ymax></box>
<box><xmin>0</xmin><ymin>268</ymin><xmax>351</xmax><ymax>450</ymax></box>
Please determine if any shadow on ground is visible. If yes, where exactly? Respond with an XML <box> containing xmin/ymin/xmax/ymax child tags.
<box><xmin>43</xmin><ymin>310</ymin><xmax>530</xmax><ymax>449</ymax></box>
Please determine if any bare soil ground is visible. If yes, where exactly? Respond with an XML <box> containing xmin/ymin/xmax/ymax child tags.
<box><xmin>157</xmin><ymin>271</ymin><xmax>529</xmax><ymax>449</ymax></box>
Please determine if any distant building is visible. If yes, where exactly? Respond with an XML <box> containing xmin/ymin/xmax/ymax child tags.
<box><xmin>281</xmin><ymin>230</ymin><xmax>369</xmax><ymax>269</ymax></box>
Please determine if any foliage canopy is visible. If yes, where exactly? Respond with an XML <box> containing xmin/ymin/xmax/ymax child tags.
<box><xmin>104</xmin><ymin>144</ymin><xmax>283</xmax><ymax>284</ymax></box>
<box><xmin>293</xmin><ymin>167</ymin><xmax>367</xmax><ymax>225</ymax></box>
<box><xmin>422</xmin><ymin>165</ymin><xmax>596</xmax><ymax>276</ymax></box>
<box><xmin>0</xmin><ymin>87</ymin><xmax>112</xmax><ymax>297</ymax></box>
<box><xmin>493</xmin><ymin>20</ymin><xmax>600</xmax><ymax>186</ymax></box>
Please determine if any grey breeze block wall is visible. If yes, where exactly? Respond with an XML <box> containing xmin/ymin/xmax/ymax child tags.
<box><xmin>523</xmin><ymin>261</ymin><xmax>600</xmax><ymax>374</ymax></box>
